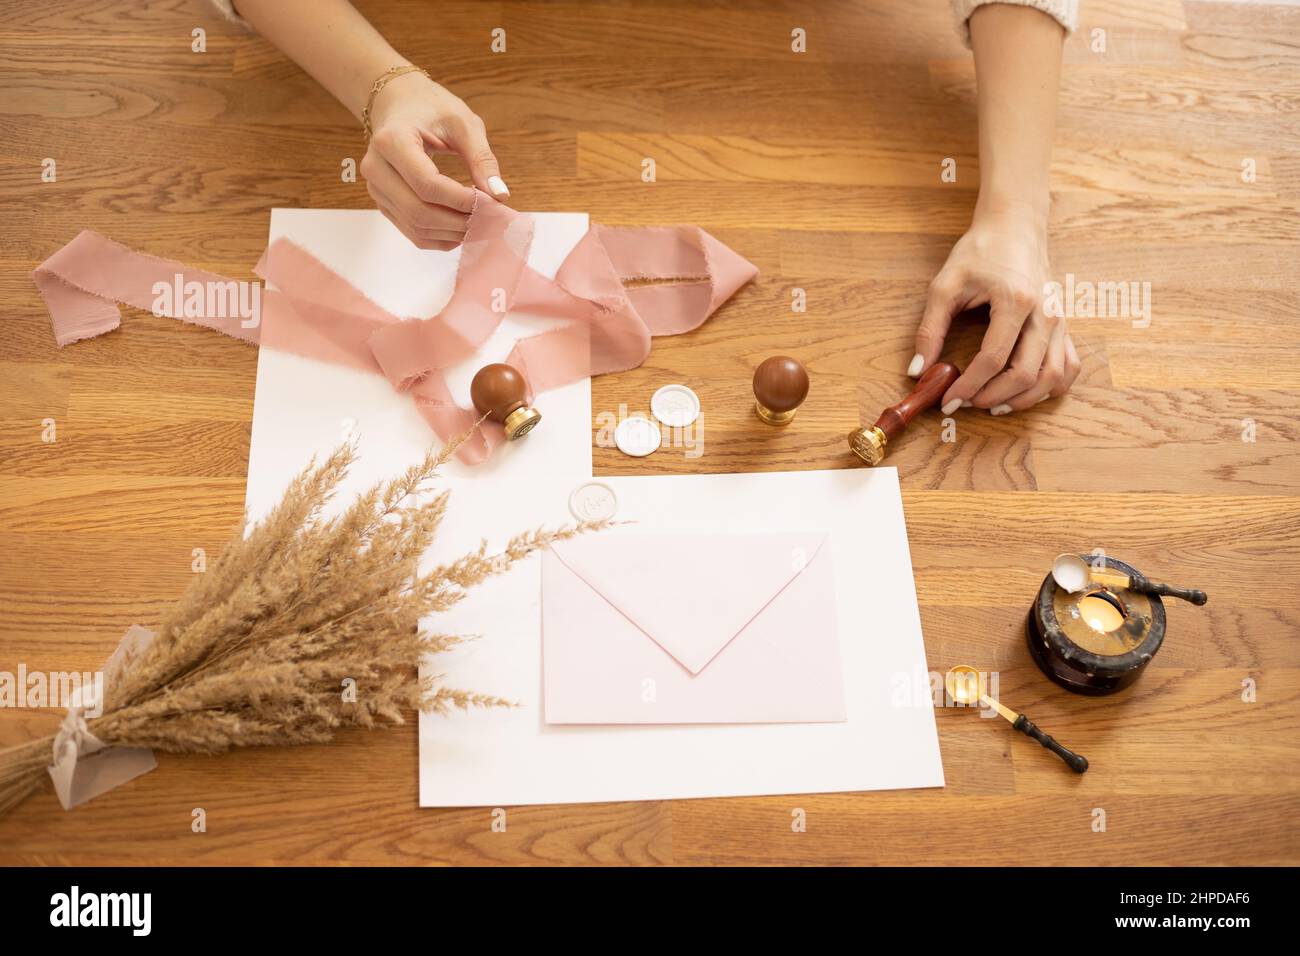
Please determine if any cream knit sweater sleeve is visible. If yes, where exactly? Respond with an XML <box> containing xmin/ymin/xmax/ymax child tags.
<box><xmin>205</xmin><ymin>1</ymin><xmax>1080</xmax><ymax>53</ymax></box>
<box><xmin>951</xmin><ymin>0</ymin><xmax>1078</xmax><ymax>46</ymax></box>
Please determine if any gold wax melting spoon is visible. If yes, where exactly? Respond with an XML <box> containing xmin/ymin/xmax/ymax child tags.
<box><xmin>1051</xmin><ymin>553</ymin><xmax>1208</xmax><ymax>607</ymax></box>
<box><xmin>945</xmin><ymin>665</ymin><xmax>1089</xmax><ymax>774</ymax></box>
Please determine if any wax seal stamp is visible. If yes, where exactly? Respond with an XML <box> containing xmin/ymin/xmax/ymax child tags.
<box><xmin>470</xmin><ymin>362</ymin><xmax>541</xmax><ymax>440</ymax></box>
<box><xmin>569</xmin><ymin>481</ymin><xmax>618</xmax><ymax>521</ymax></box>
<box><xmin>849</xmin><ymin>361</ymin><xmax>960</xmax><ymax>465</ymax></box>
<box><xmin>651</xmin><ymin>384</ymin><xmax>701</xmax><ymax>428</ymax></box>
<box><xmin>752</xmin><ymin>356</ymin><xmax>809</xmax><ymax>425</ymax></box>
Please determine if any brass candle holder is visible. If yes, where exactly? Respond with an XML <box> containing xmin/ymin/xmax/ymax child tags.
<box><xmin>1029</xmin><ymin>555</ymin><xmax>1205</xmax><ymax>696</ymax></box>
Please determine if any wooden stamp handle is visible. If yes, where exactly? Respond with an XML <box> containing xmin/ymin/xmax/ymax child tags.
<box><xmin>872</xmin><ymin>362</ymin><xmax>961</xmax><ymax>442</ymax></box>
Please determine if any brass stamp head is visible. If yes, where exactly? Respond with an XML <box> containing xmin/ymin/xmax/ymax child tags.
<box><xmin>503</xmin><ymin>406</ymin><xmax>542</xmax><ymax>440</ymax></box>
<box><xmin>848</xmin><ymin>425</ymin><xmax>887</xmax><ymax>466</ymax></box>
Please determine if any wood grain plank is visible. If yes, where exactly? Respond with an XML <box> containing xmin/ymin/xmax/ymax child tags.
<box><xmin>670</xmin><ymin>793</ymin><xmax>1300</xmax><ymax>865</ymax></box>
<box><xmin>0</xmin><ymin>0</ymin><xmax>1296</xmax><ymax>867</ymax></box>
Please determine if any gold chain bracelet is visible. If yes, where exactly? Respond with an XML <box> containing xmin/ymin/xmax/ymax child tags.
<box><xmin>361</xmin><ymin>65</ymin><xmax>430</xmax><ymax>142</ymax></box>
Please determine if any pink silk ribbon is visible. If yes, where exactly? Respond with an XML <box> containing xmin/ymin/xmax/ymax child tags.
<box><xmin>33</xmin><ymin>192</ymin><xmax>758</xmax><ymax>464</ymax></box>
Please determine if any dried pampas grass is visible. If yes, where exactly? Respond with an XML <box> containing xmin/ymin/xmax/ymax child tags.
<box><xmin>0</xmin><ymin>433</ymin><xmax>605</xmax><ymax>817</ymax></box>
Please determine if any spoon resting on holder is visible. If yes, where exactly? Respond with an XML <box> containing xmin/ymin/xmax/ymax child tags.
<box><xmin>1051</xmin><ymin>553</ymin><xmax>1209</xmax><ymax>607</ymax></box>
<box><xmin>849</xmin><ymin>362</ymin><xmax>961</xmax><ymax>465</ymax></box>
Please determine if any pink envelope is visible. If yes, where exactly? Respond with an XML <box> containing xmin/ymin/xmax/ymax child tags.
<box><xmin>541</xmin><ymin>532</ymin><xmax>846</xmax><ymax>724</ymax></box>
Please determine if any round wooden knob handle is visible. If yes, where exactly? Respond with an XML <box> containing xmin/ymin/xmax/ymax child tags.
<box><xmin>753</xmin><ymin>356</ymin><xmax>809</xmax><ymax>425</ymax></box>
<box><xmin>471</xmin><ymin>363</ymin><xmax>528</xmax><ymax>421</ymax></box>
<box><xmin>470</xmin><ymin>363</ymin><xmax>542</xmax><ymax>440</ymax></box>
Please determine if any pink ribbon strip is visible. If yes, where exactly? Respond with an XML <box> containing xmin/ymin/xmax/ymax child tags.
<box><xmin>33</xmin><ymin>192</ymin><xmax>758</xmax><ymax>464</ymax></box>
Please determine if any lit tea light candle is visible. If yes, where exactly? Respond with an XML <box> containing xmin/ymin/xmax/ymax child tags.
<box><xmin>1079</xmin><ymin>592</ymin><xmax>1126</xmax><ymax>633</ymax></box>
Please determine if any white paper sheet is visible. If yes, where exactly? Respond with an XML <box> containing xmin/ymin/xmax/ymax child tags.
<box><xmin>244</xmin><ymin>209</ymin><xmax>944</xmax><ymax>807</ymax></box>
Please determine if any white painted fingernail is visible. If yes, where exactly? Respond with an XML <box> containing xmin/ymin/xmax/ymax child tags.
<box><xmin>906</xmin><ymin>353</ymin><xmax>924</xmax><ymax>378</ymax></box>
<box><xmin>990</xmin><ymin>404</ymin><xmax>1012</xmax><ymax>416</ymax></box>
<box><xmin>961</xmin><ymin>400</ymin><xmax>973</xmax><ymax>408</ymax></box>
<box><xmin>487</xmin><ymin>175</ymin><xmax>510</xmax><ymax>197</ymax></box>
<box><xmin>941</xmin><ymin>399</ymin><xmax>962</xmax><ymax>415</ymax></box>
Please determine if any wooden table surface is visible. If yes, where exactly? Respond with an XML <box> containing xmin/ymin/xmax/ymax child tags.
<box><xmin>2</xmin><ymin>0</ymin><xmax>1297</xmax><ymax>866</ymax></box>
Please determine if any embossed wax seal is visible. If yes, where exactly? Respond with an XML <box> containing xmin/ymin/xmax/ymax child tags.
<box><xmin>569</xmin><ymin>481</ymin><xmax>618</xmax><ymax>521</ymax></box>
<box><xmin>651</xmin><ymin>384</ymin><xmax>700</xmax><ymax>428</ymax></box>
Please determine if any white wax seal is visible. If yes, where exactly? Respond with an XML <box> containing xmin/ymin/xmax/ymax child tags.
<box><xmin>651</xmin><ymin>384</ymin><xmax>700</xmax><ymax>428</ymax></box>
<box><xmin>569</xmin><ymin>481</ymin><xmax>618</xmax><ymax>521</ymax></box>
<box><xmin>614</xmin><ymin>416</ymin><xmax>661</xmax><ymax>457</ymax></box>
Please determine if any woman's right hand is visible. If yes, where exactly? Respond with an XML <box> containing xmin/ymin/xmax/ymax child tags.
<box><xmin>913</xmin><ymin>202</ymin><xmax>1081</xmax><ymax>416</ymax></box>
<box><xmin>360</xmin><ymin>70</ymin><xmax>508</xmax><ymax>250</ymax></box>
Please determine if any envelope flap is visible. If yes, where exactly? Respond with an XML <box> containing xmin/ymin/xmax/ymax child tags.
<box><xmin>549</xmin><ymin>532</ymin><xmax>829</xmax><ymax>674</ymax></box>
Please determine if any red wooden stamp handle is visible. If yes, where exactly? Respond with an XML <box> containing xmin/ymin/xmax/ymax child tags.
<box><xmin>873</xmin><ymin>362</ymin><xmax>960</xmax><ymax>441</ymax></box>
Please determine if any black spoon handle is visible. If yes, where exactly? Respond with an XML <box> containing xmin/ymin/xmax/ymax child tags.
<box><xmin>1129</xmin><ymin>573</ymin><xmax>1208</xmax><ymax>606</ymax></box>
<box><xmin>1013</xmin><ymin>714</ymin><xmax>1089</xmax><ymax>773</ymax></box>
